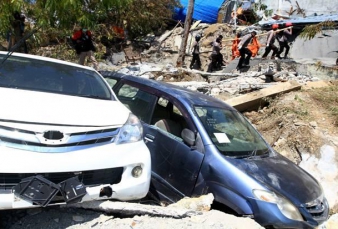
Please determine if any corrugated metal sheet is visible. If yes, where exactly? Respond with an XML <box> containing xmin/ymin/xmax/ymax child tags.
<box><xmin>259</xmin><ymin>13</ymin><xmax>338</xmax><ymax>30</ymax></box>
<box><xmin>174</xmin><ymin>0</ymin><xmax>227</xmax><ymax>24</ymax></box>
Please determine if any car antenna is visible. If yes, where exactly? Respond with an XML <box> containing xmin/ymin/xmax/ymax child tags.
<box><xmin>0</xmin><ymin>28</ymin><xmax>39</xmax><ymax>69</ymax></box>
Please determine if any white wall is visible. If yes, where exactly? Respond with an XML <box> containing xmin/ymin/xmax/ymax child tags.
<box><xmin>261</xmin><ymin>0</ymin><xmax>338</xmax><ymax>16</ymax></box>
<box><xmin>290</xmin><ymin>30</ymin><xmax>338</xmax><ymax>59</ymax></box>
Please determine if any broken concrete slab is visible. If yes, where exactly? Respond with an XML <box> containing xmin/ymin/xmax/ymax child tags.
<box><xmin>69</xmin><ymin>200</ymin><xmax>198</xmax><ymax>218</ymax></box>
<box><xmin>223</xmin><ymin>58</ymin><xmax>288</xmax><ymax>73</ymax></box>
<box><xmin>69</xmin><ymin>194</ymin><xmax>215</xmax><ymax>218</ymax></box>
<box><xmin>225</xmin><ymin>80</ymin><xmax>302</xmax><ymax>112</ymax></box>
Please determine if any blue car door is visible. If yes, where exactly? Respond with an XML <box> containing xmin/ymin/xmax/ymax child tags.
<box><xmin>113</xmin><ymin>81</ymin><xmax>204</xmax><ymax>202</ymax></box>
<box><xmin>144</xmin><ymin>98</ymin><xmax>204</xmax><ymax>202</ymax></box>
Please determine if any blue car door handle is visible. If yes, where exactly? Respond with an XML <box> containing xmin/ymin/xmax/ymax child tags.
<box><xmin>144</xmin><ymin>134</ymin><xmax>155</xmax><ymax>142</ymax></box>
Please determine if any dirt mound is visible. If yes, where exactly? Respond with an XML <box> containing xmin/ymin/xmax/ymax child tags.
<box><xmin>244</xmin><ymin>82</ymin><xmax>338</xmax><ymax>164</ymax></box>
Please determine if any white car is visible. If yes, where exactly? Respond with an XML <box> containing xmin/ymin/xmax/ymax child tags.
<box><xmin>0</xmin><ymin>51</ymin><xmax>151</xmax><ymax>209</ymax></box>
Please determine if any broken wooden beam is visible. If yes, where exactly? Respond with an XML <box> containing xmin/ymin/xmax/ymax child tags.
<box><xmin>225</xmin><ymin>80</ymin><xmax>302</xmax><ymax>112</ymax></box>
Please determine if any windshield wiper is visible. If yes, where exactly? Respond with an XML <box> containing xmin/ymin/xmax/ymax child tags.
<box><xmin>78</xmin><ymin>94</ymin><xmax>109</xmax><ymax>99</ymax></box>
<box><xmin>250</xmin><ymin>149</ymin><xmax>257</xmax><ymax>157</ymax></box>
<box><xmin>0</xmin><ymin>28</ymin><xmax>39</xmax><ymax>69</ymax></box>
<box><xmin>247</xmin><ymin>149</ymin><xmax>269</xmax><ymax>159</ymax></box>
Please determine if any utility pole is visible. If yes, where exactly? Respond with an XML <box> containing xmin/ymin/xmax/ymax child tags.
<box><xmin>176</xmin><ymin>0</ymin><xmax>195</xmax><ymax>67</ymax></box>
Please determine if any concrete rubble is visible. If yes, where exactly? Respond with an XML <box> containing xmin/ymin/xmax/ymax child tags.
<box><xmin>100</xmin><ymin>22</ymin><xmax>337</xmax><ymax>105</ymax></box>
<box><xmin>68</xmin><ymin>193</ymin><xmax>265</xmax><ymax>229</ymax></box>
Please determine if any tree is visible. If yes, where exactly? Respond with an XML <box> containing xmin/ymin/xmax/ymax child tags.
<box><xmin>0</xmin><ymin>0</ymin><xmax>180</xmax><ymax>45</ymax></box>
<box><xmin>299</xmin><ymin>20</ymin><xmax>336</xmax><ymax>40</ymax></box>
<box><xmin>176</xmin><ymin>0</ymin><xmax>194</xmax><ymax>67</ymax></box>
<box><xmin>0</xmin><ymin>0</ymin><xmax>137</xmax><ymax>31</ymax></box>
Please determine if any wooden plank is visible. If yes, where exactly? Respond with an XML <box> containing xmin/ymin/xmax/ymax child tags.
<box><xmin>225</xmin><ymin>81</ymin><xmax>302</xmax><ymax>112</ymax></box>
<box><xmin>190</xmin><ymin>20</ymin><xmax>202</xmax><ymax>31</ymax></box>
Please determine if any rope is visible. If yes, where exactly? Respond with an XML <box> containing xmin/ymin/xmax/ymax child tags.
<box><xmin>221</xmin><ymin>26</ymin><xmax>293</xmax><ymax>43</ymax></box>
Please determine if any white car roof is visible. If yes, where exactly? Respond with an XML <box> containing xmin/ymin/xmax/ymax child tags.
<box><xmin>0</xmin><ymin>51</ymin><xmax>95</xmax><ymax>71</ymax></box>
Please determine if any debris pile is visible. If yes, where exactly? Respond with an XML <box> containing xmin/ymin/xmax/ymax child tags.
<box><xmin>99</xmin><ymin>22</ymin><xmax>332</xmax><ymax>101</ymax></box>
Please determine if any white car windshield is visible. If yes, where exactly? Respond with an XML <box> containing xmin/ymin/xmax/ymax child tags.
<box><xmin>0</xmin><ymin>54</ymin><xmax>112</xmax><ymax>99</ymax></box>
<box><xmin>195</xmin><ymin>106</ymin><xmax>270</xmax><ymax>158</ymax></box>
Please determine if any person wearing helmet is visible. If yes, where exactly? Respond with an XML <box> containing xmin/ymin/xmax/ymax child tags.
<box><xmin>236</xmin><ymin>30</ymin><xmax>257</xmax><ymax>70</ymax></box>
<box><xmin>190</xmin><ymin>34</ymin><xmax>202</xmax><ymax>70</ymax></box>
<box><xmin>261</xmin><ymin>24</ymin><xmax>279</xmax><ymax>60</ymax></box>
<box><xmin>276</xmin><ymin>25</ymin><xmax>292</xmax><ymax>59</ymax></box>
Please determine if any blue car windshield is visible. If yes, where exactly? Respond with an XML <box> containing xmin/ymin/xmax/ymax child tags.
<box><xmin>0</xmin><ymin>54</ymin><xmax>112</xmax><ymax>100</ymax></box>
<box><xmin>195</xmin><ymin>106</ymin><xmax>270</xmax><ymax>158</ymax></box>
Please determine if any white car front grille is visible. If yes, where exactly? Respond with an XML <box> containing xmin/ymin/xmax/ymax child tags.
<box><xmin>0</xmin><ymin>124</ymin><xmax>119</xmax><ymax>153</ymax></box>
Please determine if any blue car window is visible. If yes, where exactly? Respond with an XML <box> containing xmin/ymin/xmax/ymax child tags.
<box><xmin>116</xmin><ymin>84</ymin><xmax>156</xmax><ymax>123</ymax></box>
<box><xmin>105</xmin><ymin>78</ymin><xmax>117</xmax><ymax>88</ymax></box>
<box><xmin>152</xmin><ymin>98</ymin><xmax>187</xmax><ymax>140</ymax></box>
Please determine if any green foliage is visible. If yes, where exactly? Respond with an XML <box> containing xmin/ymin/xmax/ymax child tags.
<box><xmin>0</xmin><ymin>0</ymin><xmax>180</xmax><ymax>46</ymax></box>
<box><xmin>299</xmin><ymin>20</ymin><xmax>336</xmax><ymax>40</ymax></box>
<box><xmin>123</xmin><ymin>0</ymin><xmax>180</xmax><ymax>39</ymax></box>
<box><xmin>252</xmin><ymin>0</ymin><xmax>273</xmax><ymax>17</ymax></box>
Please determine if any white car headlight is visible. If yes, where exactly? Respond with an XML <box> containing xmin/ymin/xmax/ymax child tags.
<box><xmin>116</xmin><ymin>113</ymin><xmax>143</xmax><ymax>144</ymax></box>
<box><xmin>253</xmin><ymin>189</ymin><xmax>303</xmax><ymax>221</ymax></box>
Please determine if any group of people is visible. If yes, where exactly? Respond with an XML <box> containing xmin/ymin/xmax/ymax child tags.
<box><xmin>261</xmin><ymin>23</ymin><xmax>292</xmax><ymax>60</ymax></box>
<box><xmin>189</xmin><ymin>34</ymin><xmax>226</xmax><ymax>72</ymax></box>
<box><xmin>189</xmin><ymin>23</ymin><xmax>292</xmax><ymax>72</ymax></box>
<box><xmin>236</xmin><ymin>23</ymin><xmax>292</xmax><ymax>70</ymax></box>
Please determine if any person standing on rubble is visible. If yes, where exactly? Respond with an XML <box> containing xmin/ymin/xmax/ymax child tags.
<box><xmin>236</xmin><ymin>30</ymin><xmax>257</xmax><ymax>70</ymax></box>
<box><xmin>190</xmin><ymin>34</ymin><xmax>202</xmax><ymax>70</ymax></box>
<box><xmin>261</xmin><ymin>24</ymin><xmax>279</xmax><ymax>60</ymax></box>
<box><xmin>215</xmin><ymin>35</ymin><xmax>226</xmax><ymax>69</ymax></box>
<box><xmin>72</xmin><ymin>27</ymin><xmax>98</xmax><ymax>70</ymax></box>
<box><xmin>8</xmin><ymin>11</ymin><xmax>26</xmax><ymax>53</ymax></box>
<box><xmin>276</xmin><ymin>25</ymin><xmax>292</xmax><ymax>59</ymax></box>
<box><xmin>207</xmin><ymin>36</ymin><xmax>222</xmax><ymax>72</ymax></box>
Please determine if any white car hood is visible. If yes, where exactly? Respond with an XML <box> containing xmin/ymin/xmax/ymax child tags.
<box><xmin>0</xmin><ymin>88</ymin><xmax>130</xmax><ymax>127</ymax></box>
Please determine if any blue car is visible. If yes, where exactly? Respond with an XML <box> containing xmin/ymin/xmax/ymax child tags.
<box><xmin>101</xmin><ymin>71</ymin><xmax>329</xmax><ymax>229</ymax></box>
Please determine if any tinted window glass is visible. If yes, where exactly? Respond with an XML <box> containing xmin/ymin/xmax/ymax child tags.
<box><xmin>105</xmin><ymin>78</ymin><xmax>117</xmax><ymax>88</ymax></box>
<box><xmin>116</xmin><ymin>84</ymin><xmax>156</xmax><ymax>122</ymax></box>
<box><xmin>0</xmin><ymin>55</ymin><xmax>112</xmax><ymax>99</ymax></box>
<box><xmin>152</xmin><ymin>98</ymin><xmax>186</xmax><ymax>139</ymax></box>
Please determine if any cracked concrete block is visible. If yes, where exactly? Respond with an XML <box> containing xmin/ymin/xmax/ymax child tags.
<box><xmin>208</xmin><ymin>75</ymin><xmax>221</xmax><ymax>83</ymax></box>
<box><xmin>210</xmin><ymin>87</ymin><xmax>221</xmax><ymax>96</ymax></box>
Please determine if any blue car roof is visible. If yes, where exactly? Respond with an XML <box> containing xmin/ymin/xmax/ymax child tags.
<box><xmin>101</xmin><ymin>71</ymin><xmax>236</xmax><ymax>110</ymax></box>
